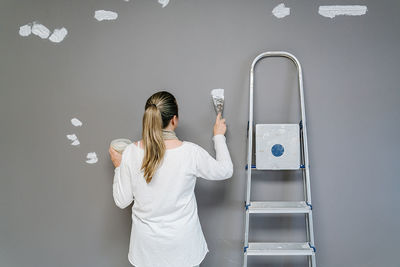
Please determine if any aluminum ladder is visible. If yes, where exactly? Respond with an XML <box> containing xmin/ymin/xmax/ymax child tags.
<box><xmin>243</xmin><ymin>51</ymin><xmax>316</xmax><ymax>267</ymax></box>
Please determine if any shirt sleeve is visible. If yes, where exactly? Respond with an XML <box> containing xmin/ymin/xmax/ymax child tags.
<box><xmin>194</xmin><ymin>134</ymin><xmax>234</xmax><ymax>180</ymax></box>
<box><xmin>113</xmin><ymin>149</ymin><xmax>134</xmax><ymax>209</ymax></box>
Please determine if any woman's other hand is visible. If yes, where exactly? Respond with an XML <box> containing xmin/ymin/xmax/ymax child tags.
<box><xmin>109</xmin><ymin>146</ymin><xmax>122</xmax><ymax>168</ymax></box>
<box><xmin>213</xmin><ymin>112</ymin><xmax>226</xmax><ymax>136</ymax></box>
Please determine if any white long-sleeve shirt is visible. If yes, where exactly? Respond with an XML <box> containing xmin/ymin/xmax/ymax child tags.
<box><xmin>112</xmin><ymin>134</ymin><xmax>233</xmax><ymax>267</ymax></box>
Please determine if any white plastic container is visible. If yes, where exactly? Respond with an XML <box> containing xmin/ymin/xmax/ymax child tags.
<box><xmin>110</xmin><ymin>138</ymin><xmax>132</xmax><ymax>153</ymax></box>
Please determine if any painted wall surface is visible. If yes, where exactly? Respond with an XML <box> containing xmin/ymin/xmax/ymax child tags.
<box><xmin>1</xmin><ymin>0</ymin><xmax>399</xmax><ymax>266</ymax></box>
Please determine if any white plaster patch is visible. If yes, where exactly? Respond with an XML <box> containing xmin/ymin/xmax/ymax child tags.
<box><xmin>66</xmin><ymin>134</ymin><xmax>77</xmax><ymax>141</ymax></box>
<box><xmin>86</xmin><ymin>152</ymin><xmax>98</xmax><ymax>164</ymax></box>
<box><xmin>158</xmin><ymin>0</ymin><xmax>169</xmax><ymax>8</ymax></box>
<box><xmin>19</xmin><ymin>21</ymin><xmax>67</xmax><ymax>43</ymax></box>
<box><xmin>31</xmin><ymin>22</ymin><xmax>50</xmax><ymax>39</ymax></box>
<box><xmin>94</xmin><ymin>10</ymin><xmax>118</xmax><ymax>21</ymax></box>
<box><xmin>71</xmin><ymin>117</ymin><xmax>82</xmax><ymax>127</ymax></box>
<box><xmin>272</xmin><ymin>3</ymin><xmax>290</xmax><ymax>18</ymax></box>
<box><xmin>71</xmin><ymin>139</ymin><xmax>80</xmax><ymax>146</ymax></box>
<box><xmin>318</xmin><ymin>5</ymin><xmax>367</xmax><ymax>18</ymax></box>
<box><xmin>66</xmin><ymin>134</ymin><xmax>80</xmax><ymax>146</ymax></box>
<box><xmin>19</xmin><ymin>24</ymin><xmax>32</xmax><ymax>36</ymax></box>
<box><xmin>49</xmin><ymin>27</ymin><xmax>68</xmax><ymax>43</ymax></box>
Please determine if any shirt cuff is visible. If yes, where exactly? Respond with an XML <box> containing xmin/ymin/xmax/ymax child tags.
<box><xmin>212</xmin><ymin>134</ymin><xmax>226</xmax><ymax>142</ymax></box>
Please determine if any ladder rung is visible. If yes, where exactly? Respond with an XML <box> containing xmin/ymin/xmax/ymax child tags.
<box><xmin>246</xmin><ymin>242</ymin><xmax>315</xmax><ymax>256</ymax></box>
<box><xmin>248</xmin><ymin>201</ymin><xmax>311</xmax><ymax>214</ymax></box>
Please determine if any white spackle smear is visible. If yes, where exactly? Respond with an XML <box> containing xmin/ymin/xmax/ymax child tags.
<box><xmin>66</xmin><ymin>134</ymin><xmax>77</xmax><ymax>141</ymax></box>
<box><xmin>86</xmin><ymin>152</ymin><xmax>98</xmax><ymax>164</ymax></box>
<box><xmin>318</xmin><ymin>5</ymin><xmax>367</xmax><ymax>18</ymax></box>
<box><xmin>31</xmin><ymin>22</ymin><xmax>50</xmax><ymax>39</ymax></box>
<box><xmin>158</xmin><ymin>0</ymin><xmax>169</xmax><ymax>8</ymax></box>
<box><xmin>94</xmin><ymin>10</ymin><xmax>118</xmax><ymax>21</ymax></box>
<box><xmin>211</xmin><ymin>88</ymin><xmax>224</xmax><ymax>114</ymax></box>
<box><xmin>49</xmin><ymin>27</ymin><xmax>68</xmax><ymax>43</ymax></box>
<box><xmin>19</xmin><ymin>24</ymin><xmax>32</xmax><ymax>37</ymax></box>
<box><xmin>211</xmin><ymin>88</ymin><xmax>224</xmax><ymax>98</ymax></box>
<box><xmin>272</xmin><ymin>3</ymin><xmax>290</xmax><ymax>18</ymax></box>
<box><xmin>71</xmin><ymin>117</ymin><xmax>82</xmax><ymax>127</ymax></box>
<box><xmin>66</xmin><ymin>134</ymin><xmax>80</xmax><ymax>146</ymax></box>
<box><xmin>71</xmin><ymin>139</ymin><xmax>80</xmax><ymax>146</ymax></box>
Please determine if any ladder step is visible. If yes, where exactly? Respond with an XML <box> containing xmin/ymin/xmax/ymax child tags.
<box><xmin>248</xmin><ymin>201</ymin><xmax>311</xmax><ymax>214</ymax></box>
<box><xmin>246</xmin><ymin>242</ymin><xmax>315</xmax><ymax>256</ymax></box>
<box><xmin>245</xmin><ymin>164</ymin><xmax>306</xmax><ymax>170</ymax></box>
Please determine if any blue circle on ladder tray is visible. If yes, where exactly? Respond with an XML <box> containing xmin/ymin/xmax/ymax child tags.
<box><xmin>271</xmin><ymin>144</ymin><xmax>284</xmax><ymax>157</ymax></box>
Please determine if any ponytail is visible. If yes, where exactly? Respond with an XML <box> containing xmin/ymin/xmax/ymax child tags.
<box><xmin>141</xmin><ymin>104</ymin><xmax>166</xmax><ymax>183</ymax></box>
<box><xmin>140</xmin><ymin>91</ymin><xmax>179</xmax><ymax>183</ymax></box>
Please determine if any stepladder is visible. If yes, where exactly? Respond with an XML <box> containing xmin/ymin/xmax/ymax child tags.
<box><xmin>243</xmin><ymin>51</ymin><xmax>317</xmax><ymax>267</ymax></box>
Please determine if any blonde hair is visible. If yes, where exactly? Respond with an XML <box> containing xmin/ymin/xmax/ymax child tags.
<box><xmin>141</xmin><ymin>91</ymin><xmax>178</xmax><ymax>183</ymax></box>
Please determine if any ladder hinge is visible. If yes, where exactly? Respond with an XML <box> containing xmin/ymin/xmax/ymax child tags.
<box><xmin>245</xmin><ymin>164</ymin><xmax>256</xmax><ymax>170</ymax></box>
<box><xmin>308</xmin><ymin>242</ymin><xmax>316</xmax><ymax>252</ymax></box>
<box><xmin>244</xmin><ymin>246</ymin><xmax>248</xmax><ymax>253</ymax></box>
<box><xmin>300</xmin><ymin>164</ymin><xmax>305</xmax><ymax>168</ymax></box>
<box><xmin>306</xmin><ymin>202</ymin><xmax>312</xmax><ymax>210</ymax></box>
<box><xmin>299</xmin><ymin>120</ymin><xmax>303</xmax><ymax>129</ymax></box>
<box><xmin>245</xmin><ymin>203</ymin><xmax>251</xmax><ymax>210</ymax></box>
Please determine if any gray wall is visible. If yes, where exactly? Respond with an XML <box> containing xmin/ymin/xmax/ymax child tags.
<box><xmin>1</xmin><ymin>0</ymin><xmax>399</xmax><ymax>266</ymax></box>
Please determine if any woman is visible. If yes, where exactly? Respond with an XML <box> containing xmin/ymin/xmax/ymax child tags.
<box><xmin>109</xmin><ymin>91</ymin><xmax>233</xmax><ymax>267</ymax></box>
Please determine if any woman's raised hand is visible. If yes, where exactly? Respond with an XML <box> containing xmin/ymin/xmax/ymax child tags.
<box><xmin>213</xmin><ymin>112</ymin><xmax>227</xmax><ymax>136</ymax></box>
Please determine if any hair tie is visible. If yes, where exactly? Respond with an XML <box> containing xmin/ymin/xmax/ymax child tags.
<box><xmin>147</xmin><ymin>103</ymin><xmax>157</xmax><ymax>109</ymax></box>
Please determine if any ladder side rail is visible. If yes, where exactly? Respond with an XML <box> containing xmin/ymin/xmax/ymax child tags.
<box><xmin>293</xmin><ymin>55</ymin><xmax>312</xmax><ymax>205</ymax></box>
<box><xmin>300</xmin><ymin>127</ymin><xmax>312</xmax><ymax>247</ymax></box>
<box><xmin>290</xmin><ymin>52</ymin><xmax>316</xmax><ymax>256</ymax></box>
<box><xmin>301</xmin><ymin>129</ymin><xmax>313</xmax><ymax>267</ymax></box>
<box><xmin>246</xmin><ymin>66</ymin><xmax>254</xmax><ymax>210</ymax></box>
<box><xmin>292</xmin><ymin>54</ymin><xmax>316</xmax><ymax>267</ymax></box>
<box><xmin>300</xmin><ymin>124</ymin><xmax>308</xmax><ymax>205</ymax></box>
<box><xmin>293</xmin><ymin>54</ymin><xmax>316</xmax><ymax>250</ymax></box>
<box><xmin>243</xmin><ymin>55</ymin><xmax>257</xmax><ymax>267</ymax></box>
<box><xmin>308</xmin><ymin>213</ymin><xmax>317</xmax><ymax>267</ymax></box>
